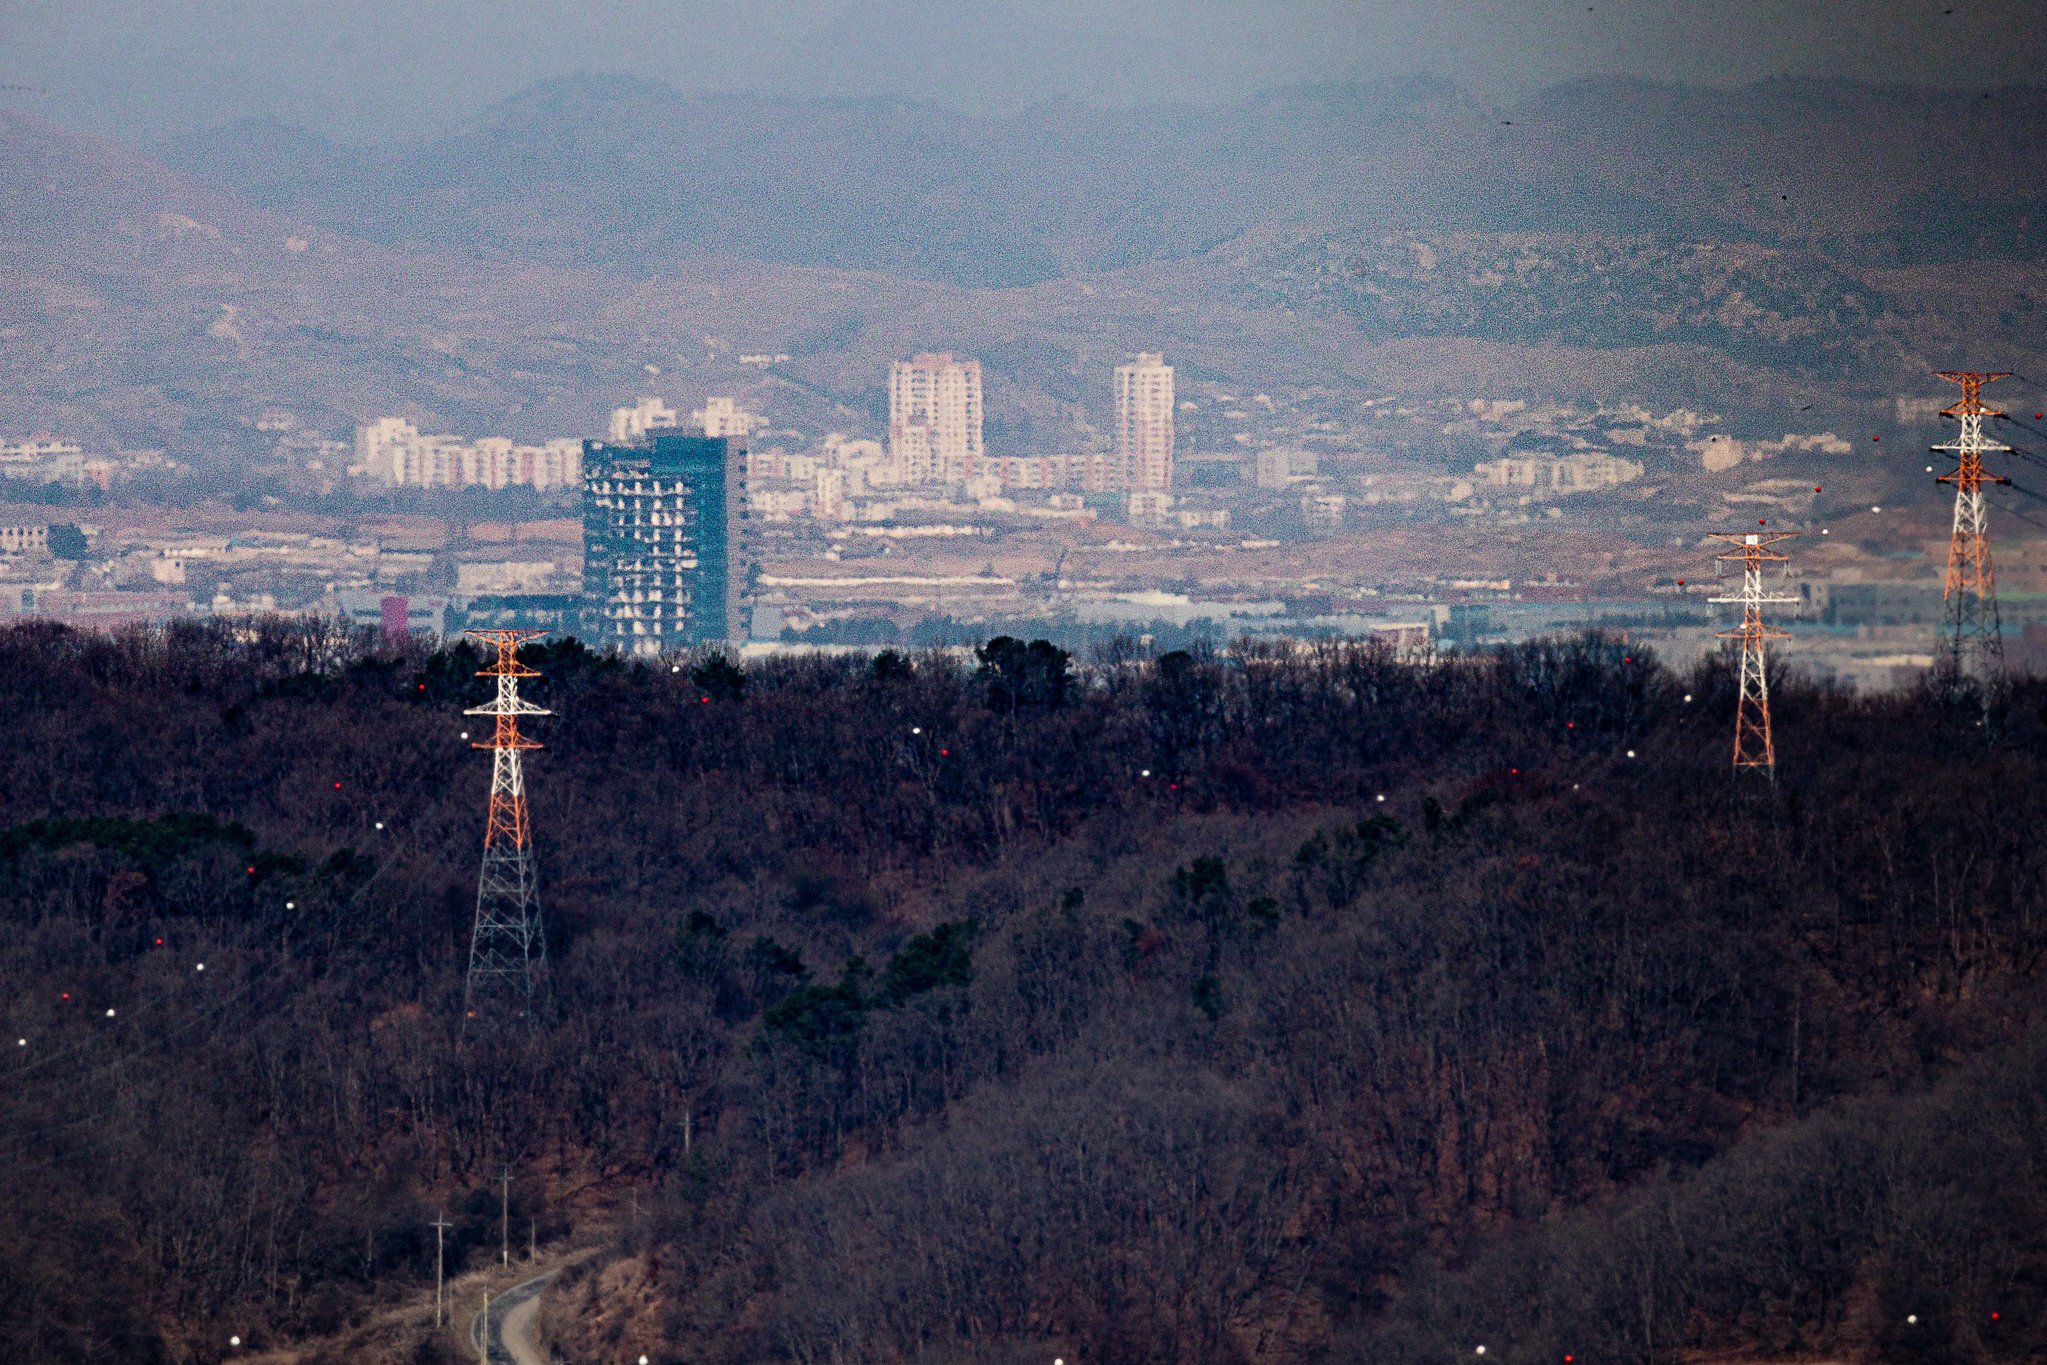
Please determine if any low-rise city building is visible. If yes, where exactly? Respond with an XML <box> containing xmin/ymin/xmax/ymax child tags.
<box><xmin>356</xmin><ymin>419</ymin><xmax>582</xmax><ymax>491</ymax></box>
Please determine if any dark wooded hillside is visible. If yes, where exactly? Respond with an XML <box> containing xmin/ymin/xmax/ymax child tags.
<box><xmin>0</xmin><ymin>618</ymin><xmax>2042</xmax><ymax>1364</ymax></box>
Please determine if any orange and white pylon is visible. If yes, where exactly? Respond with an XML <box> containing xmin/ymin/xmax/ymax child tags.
<box><xmin>1931</xmin><ymin>371</ymin><xmax>2012</xmax><ymax>693</ymax></box>
<box><xmin>1709</xmin><ymin>531</ymin><xmax>1799</xmax><ymax>777</ymax></box>
<box><xmin>464</xmin><ymin>630</ymin><xmax>550</xmax><ymax>1016</ymax></box>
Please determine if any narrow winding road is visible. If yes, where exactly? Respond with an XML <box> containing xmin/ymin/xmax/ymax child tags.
<box><xmin>471</xmin><ymin>1268</ymin><xmax>559</xmax><ymax>1365</ymax></box>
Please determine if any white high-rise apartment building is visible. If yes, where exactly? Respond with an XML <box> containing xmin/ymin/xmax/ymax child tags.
<box><xmin>1114</xmin><ymin>352</ymin><xmax>1175</xmax><ymax>491</ymax></box>
<box><xmin>608</xmin><ymin>397</ymin><xmax>679</xmax><ymax>442</ymax></box>
<box><xmin>694</xmin><ymin>396</ymin><xmax>757</xmax><ymax>439</ymax></box>
<box><xmin>889</xmin><ymin>353</ymin><xmax>983</xmax><ymax>484</ymax></box>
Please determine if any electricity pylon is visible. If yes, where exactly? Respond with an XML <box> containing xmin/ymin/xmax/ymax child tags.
<box><xmin>1710</xmin><ymin>531</ymin><xmax>1799</xmax><ymax>778</ymax></box>
<box><xmin>464</xmin><ymin>630</ymin><xmax>550</xmax><ymax>1017</ymax></box>
<box><xmin>1931</xmin><ymin>371</ymin><xmax>2012</xmax><ymax>695</ymax></box>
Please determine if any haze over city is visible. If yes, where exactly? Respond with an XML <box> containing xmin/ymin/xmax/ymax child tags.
<box><xmin>3</xmin><ymin>2</ymin><xmax>2047</xmax><ymax>1362</ymax></box>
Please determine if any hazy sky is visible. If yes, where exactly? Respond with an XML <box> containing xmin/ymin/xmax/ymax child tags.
<box><xmin>3</xmin><ymin>0</ymin><xmax>2042</xmax><ymax>144</ymax></box>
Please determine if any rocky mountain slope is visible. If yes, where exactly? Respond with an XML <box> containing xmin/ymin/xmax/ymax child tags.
<box><xmin>3</xmin><ymin>77</ymin><xmax>2043</xmax><ymax>464</ymax></box>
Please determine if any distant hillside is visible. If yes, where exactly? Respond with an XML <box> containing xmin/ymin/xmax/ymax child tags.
<box><xmin>5</xmin><ymin>624</ymin><xmax>2047</xmax><ymax>1363</ymax></box>
<box><xmin>162</xmin><ymin>75</ymin><xmax>2047</xmax><ymax>286</ymax></box>
<box><xmin>6</xmin><ymin>82</ymin><xmax>2046</xmax><ymax>466</ymax></box>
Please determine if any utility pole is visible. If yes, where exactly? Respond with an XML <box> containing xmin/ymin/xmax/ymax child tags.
<box><xmin>1931</xmin><ymin>370</ymin><xmax>2013</xmax><ymax>697</ymax></box>
<box><xmin>501</xmin><ymin>1167</ymin><xmax>511</xmax><ymax>1267</ymax></box>
<box><xmin>1709</xmin><ymin>530</ymin><xmax>1800</xmax><ymax>778</ymax></box>
<box><xmin>431</xmin><ymin>1210</ymin><xmax>454</xmax><ymax>1327</ymax></box>
<box><xmin>464</xmin><ymin>630</ymin><xmax>551</xmax><ymax>1017</ymax></box>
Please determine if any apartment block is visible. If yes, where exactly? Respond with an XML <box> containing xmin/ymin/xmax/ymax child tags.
<box><xmin>889</xmin><ymin>354</ymin><xmax>983</xmax><ymax>484</ymax></box>
<box><xmin>1114</xmin><ymin>352</ymin><xmax>1175</xmax><ymax>491</ymax></box>
<box><xmin>357</xmin><ymin>419</ymin><xmax>582</xmax><ymax>491</ymax></box>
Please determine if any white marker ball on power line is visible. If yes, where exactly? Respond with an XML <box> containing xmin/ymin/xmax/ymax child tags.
<box><xmin>1476</xmin><ymin>1348</ymin><xmax>1486</xmax><ymax>1357</ymax></box>
<box><xmin>1872</xmin><ymin>506</ymin><xmax>1881</xmax><ymax>513</ymax></box>
<box><xmin>105</xmin><ymin>1008</ymin><xmax>116</xmax><ymax>1017</ymax></box>
<box><xmin>460</xmin><ymin>731</ymin><xmax>470</xmax><ymax>740</ymax></box>
<box><xmin>196</xmin><ymin>963</ymin><xmax>205</xmax><ymax>971</ymax></box>
<box><xmin>16</xmin><ymin>1038</ymin><xmax>24</xmax><ymax>1047</ymax></box>
<box><xmin>375</xmin><ymin>821</ymin><xmax>384</xmax><ymax>830</ymax></box>
<box><xmin>1907</xmin><ymin>1315</ymin><xmax>1918</xmax><ymax>1325</ymax></box>
<box><xmin>1376</xmin><ymin>793</ymin><xmax>1386</xmax><ymax>802</ymax></box>
<box><xmin>1684</xmin><ymin>693</ymin><xmax>1694</xmax><ymax>702</ymax></box>
<box><xmin>285</xmin><ymin>901</ymin><xmax>295</xmax><ymax>910</ymax></box>
<box><xmin>1626</xmin><ymin>750</ymin><xmax>1637</xmax><ymax>758</ymax></box>
<box><xmin>230</xmin><ymin>1337</ymin><xmax>240</xmax><ymax>1348</ymax></box>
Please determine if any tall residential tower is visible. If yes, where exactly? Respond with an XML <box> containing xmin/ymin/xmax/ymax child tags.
<box><xmin>1114</xmin><ymin>352</ymin><xmax>1175</xmax><ymax>492</ymax></box>
<box><xmin>581</xmin><ymin>434</ymin><xmax>745</xmax><ymax>652</ymax></box>
<box><xmin>889</xmin><ymin>353</ymin><xmax>983</xmax><ymax>484</ymax></box>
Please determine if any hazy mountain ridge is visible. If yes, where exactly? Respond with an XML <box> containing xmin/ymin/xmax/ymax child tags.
<box><xmin>5</xmin><ymin>82</ymin><xmax>2044</xmax><ymax>461</ymax></box>
<box><xmin>1242</xmin><ymin>231</ymin><xmax>1892</xmax><ymax>372</ymax></box>
<box><xmin>161</xmin><ymin>74</ymin><xmax>2047</xmax><ymax>287</ymax></box>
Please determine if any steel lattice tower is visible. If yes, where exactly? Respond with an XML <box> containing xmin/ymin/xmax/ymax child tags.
<box><xmin>1931</xmin><ymin>370</ymin><xmax>2013</xmax><ymax>693</ymax></box>
<box><xmin>464</xmin><ymin>630</ymin><xmax>551</xmax><ymax>1016</ymax></box>
<box><xmin>1710</xmin><ymin>531</ymin><xmax>1799</xmax><ymax>777</ymax></box>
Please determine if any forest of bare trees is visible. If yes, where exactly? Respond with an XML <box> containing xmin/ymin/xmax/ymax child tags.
<box><xmin>1</xmin><ymin>617</ymin><xmax>2044</xmax><ymax>1363</ymax></box>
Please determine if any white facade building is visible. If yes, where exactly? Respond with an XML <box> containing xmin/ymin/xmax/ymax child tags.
<box><xmin>889</xmin><ymin>353</ymin><xmax>983</xmax><ymax>484</ymax></box>
<box><xmin>1126</xmin><ymin>490</ymin><xmax>1175</xmax><ymax>528</ymax></box>
<box><xmin>1474</xmin><ymin>452</ymin><xmax>1644</xmax><ymax>496</ymax></box>
<box><xmin>1114</xmin><ymin>352</ymin><xmax>1175</xmax><ymax>491</ymax></box>
<box><xmin>608</xmin><ymin>397</ymin><xmax>679</xmax><ymax>442</ymax></box>
<box><xmin>694</xmin><ymin>396</ymin><xmax>757</xmax><ymax>439</ymax></box>
<box><xmin>357</xmin><ymin>419</ymin><xmax>583</xmax><ymax>491</ymax></box>
<box><xmin>814</xmin><ymin>467</ymin><xmax>852</xmax><ymax>522</ymax></box>
<box><xmin>1253</xmin><ymin>449</ymin><xmax>1318</xmax><ymax>490</ymax></box>
<box><xmin>1302</xmin><ymin>492</ymin><xmax>1349</xmax><ymax>533</ymax></box>
<box><xmin>455</xmin><ymin>560</ymin><xmax>559</xmax><ymax>594</ymax></box>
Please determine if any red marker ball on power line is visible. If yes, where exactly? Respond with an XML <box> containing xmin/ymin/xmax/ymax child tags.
<box><xmin>1814</xmin><ymin>486</ymin><xmax>1822</xmax><ymax>492</ymax></box>
<box><xmin>333</xmin><ymin>781</ymin><xmax>342</xmax><ymax>789</ymax></box>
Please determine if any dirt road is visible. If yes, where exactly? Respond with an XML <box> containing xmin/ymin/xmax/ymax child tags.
<box><xmin>472</xmin><ymin>1268</ymin><xmax>557</xmax><ymax>1365</ymax></box>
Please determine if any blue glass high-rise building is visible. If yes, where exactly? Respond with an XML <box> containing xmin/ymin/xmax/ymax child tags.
<box><xmin>580</xmin><ymin>433</ymin><xmax>745</xmax><ymax>651</ymax></box>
